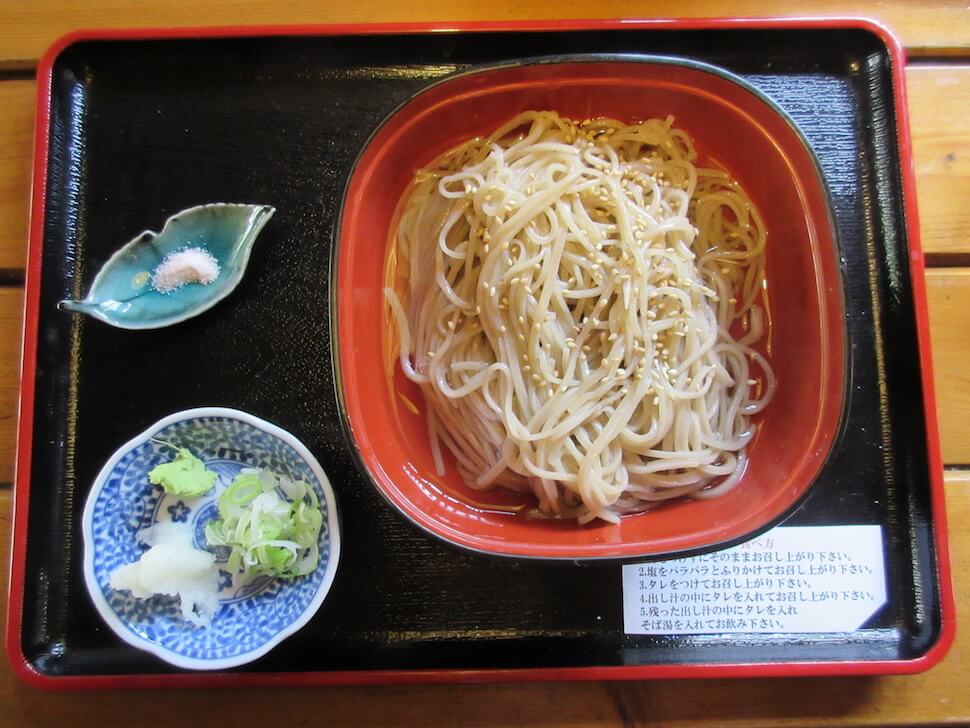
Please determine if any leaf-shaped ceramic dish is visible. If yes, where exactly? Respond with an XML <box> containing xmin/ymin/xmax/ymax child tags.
<box><xmin>59</xmin><ymin>203</ymin><xmax>275</xmax><ymax>329</ymax></box>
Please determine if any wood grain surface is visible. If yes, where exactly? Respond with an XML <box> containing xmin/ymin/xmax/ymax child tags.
<box><xmin>0</xmin><ymin>289</ymin><xmax>20</xmax><ymax>485</ymax></box>
<box><xmin>0</xmin><ymin>272</ymin><xmax>957</xmax><ymax>485</ymax></box>
<box><xmin>910</xmin><ymin>65</ymin><xmax>970</xmax><ymax>261</ymax></box>
<box><xmin>928</xmin><ymin>270</ymin><xmax>970</xmax><ymax>464</ymax></box>
<box><xmin>0</xmin><ymin>66</ymin><xmax>967</xmax><ymax>272</ymax></box>
<box><xmin>0</xmin><ymin>81</ymin><xmax>32</xmax><ymax>272</ymax></box>
<box><xmin>0</xmin><ymin>66</ymin><xmax>967</xmax><ymax>271</ymax></box>
<box><xmin>1</xmin><ymin>3</ymin><xmax>969</xmax><ymax>725</ymax></box>
<box><xmin>0</xmin><ymin>0</ymin><xmax>968</xmax><ymax>66</ymax></box>
<box><xmin>1</xmin><ymin>478</ymin><xmax>967</xmax><ymax>726</ymax></box>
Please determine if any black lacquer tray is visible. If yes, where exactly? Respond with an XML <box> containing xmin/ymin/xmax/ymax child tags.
<box><xmin>6</xmin><ymin>19</ymin><xmax>952</xmax><ymax>687</ymax></box>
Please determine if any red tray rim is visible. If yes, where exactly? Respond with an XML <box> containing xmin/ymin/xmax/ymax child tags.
<box><xmin>5</xmin><ymin>15</ymin><xmax>955</xmax><ymax>690</ymax></box>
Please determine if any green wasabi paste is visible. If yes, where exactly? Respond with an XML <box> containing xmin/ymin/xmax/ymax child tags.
<box><xmin>148</xmin><ymin>447</ymin><xmax>217</xmax><ymax>497</ymax></box>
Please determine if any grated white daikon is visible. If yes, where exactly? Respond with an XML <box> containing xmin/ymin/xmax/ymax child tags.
<box><xmin>109</xmin><ymin>522</ymin><xmax>220</xmax><ymax>628</ymax></box>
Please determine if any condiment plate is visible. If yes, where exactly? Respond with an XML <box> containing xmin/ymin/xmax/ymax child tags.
<box><xmin>82</xmin><ymin>407</ymin><xmax>340</xmax><ymax>670</ymax></box>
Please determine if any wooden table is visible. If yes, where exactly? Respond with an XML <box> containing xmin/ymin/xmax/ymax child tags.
<box><xmin>2</xmin><ymin>2</ymin><xmax>969</xmax><ymax>725</ymax></box>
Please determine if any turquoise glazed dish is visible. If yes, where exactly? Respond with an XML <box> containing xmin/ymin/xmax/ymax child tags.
<box><xmin>60</xmin><ymin>203</ymin><xmax>275</xmax><ymax>329</ymax></box>
<box><xmin>81</xmin><ymin>407</ymin><xmax>340</xmax><ymax>670</ymax></box>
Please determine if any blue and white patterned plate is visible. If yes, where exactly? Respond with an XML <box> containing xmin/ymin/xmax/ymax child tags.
<box><xmin>81</xmin><ymin>407</ymin><xmax>341</xmax><ymax>670</ymax></box>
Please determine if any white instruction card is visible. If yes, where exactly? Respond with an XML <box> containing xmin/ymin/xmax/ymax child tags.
<box><xmin>622</xmin><ymin>526</ymin><xmax>886</xmax><ymax>635</ymax></box>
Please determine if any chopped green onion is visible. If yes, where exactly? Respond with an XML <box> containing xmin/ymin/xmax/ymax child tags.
<box><xmin>205</xmin><ymin>468</ymin><xmax>323</xmax><ymax>579</ymax></box>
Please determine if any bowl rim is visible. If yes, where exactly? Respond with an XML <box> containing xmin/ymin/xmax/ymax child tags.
<box><xmin>331</xmin><ymin>53</ymin><xmax>847</xmax><ymax>562</ymax></box>
<box><xmin>81</xmin><ymin>406</ymin><xmax>342</xmax><ymax>670</ymax></box>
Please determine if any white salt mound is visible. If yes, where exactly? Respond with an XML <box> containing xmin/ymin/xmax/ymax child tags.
<box><xmin>151</xmin><ymin>247</ymin><xmax>221</xmax><ymax>294</ymax></box>
<box><xmin>109</xmin><ymin>522</ymin><xmax>219</xmax><ymax>628</ymax></box>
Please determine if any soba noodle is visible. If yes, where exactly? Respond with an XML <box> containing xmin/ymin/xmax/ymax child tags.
<box><xmin>384</xmin><ymin>110</ymin><xmax>775</xmax><ymax>524</ymax></box>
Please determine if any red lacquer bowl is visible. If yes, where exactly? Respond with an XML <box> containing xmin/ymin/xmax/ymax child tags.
<box><xmin>334</xmin><ymin>56</ymin><xmax>845</xmax><ymax>560</ymax></box>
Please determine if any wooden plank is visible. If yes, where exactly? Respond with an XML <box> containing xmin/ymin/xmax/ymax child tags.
<box><xmin>0</xmin><ymin>65</ymin><xmax>967</xmax><ymax>272</ymax></box>
<box><xmin>0</xmin><ymin>288</ymin><xmax>19</xmax><ymax>485</ymax></box>
<box><xmin>0</xmin><ymin>475</ymin><xmax>967</xmax><ymax>725</ymax></box>
<box><xmin>0</xmin><ymin>66</ymin><xmax>966</xmax><ymax>270</ymax></box>
<box><xmin>909</xmin><ymin>65</ymin><xmax>970</xmax><ymax>258</ymax></box>
<box><xmin>0</xmin><ymin>266</ymin><xmax>957</xmax><ymax>483</ymax></box>
<box><xmin>0</xmin><ymin>280</ymin><xmax>959</xmax><ymax>483</ymax></box>
<box><xmin>0</xmin><ymin>80</ymin><xmax>32</xmax><ymax>271</ymax></box>
<box><xmin>0</xmin><ymin>270</ymin><xmax>959</xmax><ymax>482</ymax></box>
<box><xmin>0</xmin><ymin>96</ymin><xmax>963</xmax><ymax>479</ymax></box>
<box><xmin>0</xmin><ymin>1</ymin><xmax>968</xmax><ymax>67</ymax></box>
<box><xmin>0</xmin><ymin>200</ymin><xmax>963</xmax><ymax>486</ymax></box>
<box><xmin>927</xmin><ymin>269</ymin><xmax>970</xmax><ymax>464</ymax></box>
